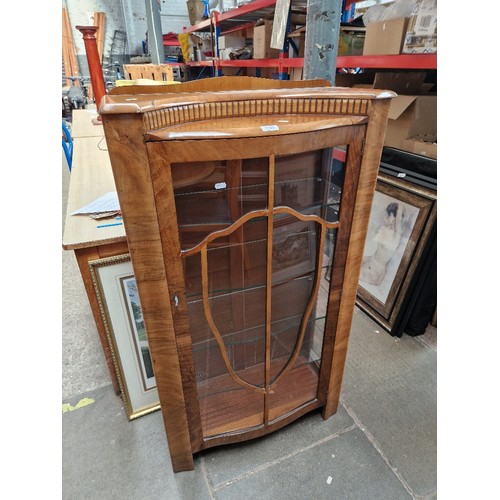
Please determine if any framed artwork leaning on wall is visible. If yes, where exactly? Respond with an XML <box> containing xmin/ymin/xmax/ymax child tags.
<box><xmin>89</xmin><ymin>254</ymin><xmax>160</xmax><ymax>420</ymax></box>
<box><xmin>356</xmin><ymin>172</ymin><xmax>436</xmax><ymax>336</ymax></box>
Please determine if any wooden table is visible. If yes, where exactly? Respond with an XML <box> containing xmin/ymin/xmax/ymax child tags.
<box><xmin>63</xmin><ymin>110</ymin><xmax>127</xmax><ymax>393</ymax></box>
<box><xmin>63</xmin><ymin>135</ymin><xmax>124</xmax><ymax>249</ymax></box>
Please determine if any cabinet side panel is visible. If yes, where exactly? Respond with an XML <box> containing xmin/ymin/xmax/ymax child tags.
<box><xmin>102</xmin><ymin>114</ymin><xmax>195</xmax><ymax>472</ymax></box>
<box><xmin>323</xmin><ymin>99</ymin><xmax>392</xmax><ymax>418</ymax></box>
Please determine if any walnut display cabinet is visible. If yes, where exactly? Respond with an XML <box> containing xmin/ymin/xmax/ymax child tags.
<box><xmin>100</xmin><ymin>77</ymin><xmax>394</xmax><ymax>472</ymax></box>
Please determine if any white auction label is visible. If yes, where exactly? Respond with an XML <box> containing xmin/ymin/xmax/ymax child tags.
<box><xmin>261</xmin><ymin>125</ymin><xmax>279</xmax><ymax>132</ymax></box>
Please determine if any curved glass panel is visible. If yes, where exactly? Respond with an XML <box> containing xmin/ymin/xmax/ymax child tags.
<box><xmin>269</xmin><ymin>219</ymin><xmax>317</xmax><ymax>380</ymax></box>
<box><xmin>172</xmin><ymin>158</ymin><xmax>269</xmax><ymax>250</ymax></box>
<box><xmin>274</xmin><ymin>148</ymin><xmax>344</xmax><ymax>222</ymax></box>
<box><xmin>176</xmin><ymin>144</ymin><xmax>348</xmax><ymax>436</ymax></box>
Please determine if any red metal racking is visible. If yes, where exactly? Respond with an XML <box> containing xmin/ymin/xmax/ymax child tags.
<box><xmin>183</xmin><ymin>0</ymin><xmax>437</xmax><ymax>75</ymax></box>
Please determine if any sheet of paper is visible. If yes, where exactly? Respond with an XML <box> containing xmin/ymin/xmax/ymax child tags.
<box><xmin>71</xmin><ymin>191</ymin><xmax>120</xmax><ymax>215</ymax></box>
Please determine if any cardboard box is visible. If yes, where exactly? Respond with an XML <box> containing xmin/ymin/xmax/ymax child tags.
<box><xmin>348</xmin><ymin>71</ymin><xmax>427</xmax><ymax>95</ymax></box>
<box><xmin>363</xmin><ymin>17</ymin><xmax>409</xmax><ymax>55</ymax></box>
<box><xmin>253</xmin><ymin>20</ymin><xmax>280</xmax><ymax>59</ymax></box>
<box><xmin>221</xmin><ymin>66</ymin><xmax>243</xmax><ymax>76</ymax></box>
<box><xmin>253</xmin><ymin>67</ymin><xmax>277</xmax><ymax>79</ymax></box>
<box><xmin>402</xmin><ymin>0</ymin><xmax>437</xmax><ymax>53</ymax></box>
<box><xmin>384</xmin><ymin>95</ymin><xmax>437</xmax><ymax>150</ymax></box>
<box><xmin>218</xmin><ymin>35</ymin><xmax>245</xmax><ymax>50</ymax></box>
<box><xmin>372</xmin><ymin>72</ymin><xmax>426</xmax><ymax>95</ymax></box>
<box><xmin>402</xmin><ymin>135</ymin><xmax>437</xmax><ymax>159</ymax></box>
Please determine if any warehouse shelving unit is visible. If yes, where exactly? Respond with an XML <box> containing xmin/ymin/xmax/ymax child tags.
<box><xmin>182</xmin><ymin>0</ymin><xmax>437</xmax><ymax>79</ymax></box>
<box><xmin>184</xmin><ymin>0</ymin><xmax>278</xmax><ymax>36</ymax></box>
<box><xmin>183</xmin><ymin>0</ymin><xmax>289</xmax><ymax>77</ymax></box>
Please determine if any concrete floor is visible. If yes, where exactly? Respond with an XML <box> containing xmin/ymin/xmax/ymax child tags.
<box><xmin>62</xmin><ymin>153</ymin><xmax>437</xmax><ymax>500</ymax></box>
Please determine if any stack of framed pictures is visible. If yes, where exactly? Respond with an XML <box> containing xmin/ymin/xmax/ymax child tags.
<box><xmin>355</xmin><ymin>147</ymin><xmax>437</xmax><ymax>337</ymax></box>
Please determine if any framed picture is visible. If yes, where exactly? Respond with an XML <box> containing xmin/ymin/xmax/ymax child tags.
<box><xmin>89</xmin><ymin>254</ymin><xmax>160</xmax><ymax>420</ymax></box>
<box><xmin>356</xmin><ymin>172</ymin><xmax>436</xmax><ymax>335</ymax></box>
<box><xmin>272</xmin><ymin>220</ymin><xmax>317</xmax><ymax>283</ymax></box>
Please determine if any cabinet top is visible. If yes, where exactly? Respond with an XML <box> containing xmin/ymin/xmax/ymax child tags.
<box><xmin>100</xmin><ymin>77</ymin><xmax>395</xmax><ymax>116</ymax></box>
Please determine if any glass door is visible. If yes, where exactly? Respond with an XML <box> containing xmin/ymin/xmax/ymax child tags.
<box><xmin>170</xmin><ymin>143</ymin><xmax>349</xmax><ymax>438</ymax></box>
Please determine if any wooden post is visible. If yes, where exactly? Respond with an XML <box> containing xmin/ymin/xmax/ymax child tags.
<box><xmin>76</xmin><ymin>26</ymin><xmax>107</xmax><ymax>117</ymax></box>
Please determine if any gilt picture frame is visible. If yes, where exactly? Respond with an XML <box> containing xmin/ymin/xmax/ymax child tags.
<box><xmin>356</xmin><ymin>173</ymin><xmax>436</xmax><ymax>334</ymax></box>
<box><xmin>89</xmin><ymin>254</ymin><xmax>160</xmax><ymax>420</ymax></box>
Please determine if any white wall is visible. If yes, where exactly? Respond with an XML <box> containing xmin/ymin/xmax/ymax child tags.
<box><xmin>159</xmin><ymin>0</ymin><xmax>192</xmax><ymax>33</ymax></box>
<box><xmin>63</xmin><ymin>0</ymin><xmax>189</xmax><ymax>60</ymax></box>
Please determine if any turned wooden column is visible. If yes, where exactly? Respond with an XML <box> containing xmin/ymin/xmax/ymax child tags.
<box><xmin>76</xmin><ymin>26</ymin><xmax>106</xmax><ymax>114</ymax></box>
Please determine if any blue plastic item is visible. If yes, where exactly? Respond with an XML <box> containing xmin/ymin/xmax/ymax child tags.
<box><xmin>62</xmin><ymin>121</ymin><xmax>73</xmax><ymax>171</ymax></box>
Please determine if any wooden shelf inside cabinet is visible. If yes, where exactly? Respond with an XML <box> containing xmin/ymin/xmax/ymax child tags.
<box><xmin>101</xmin><ymin>76</ymin><xmax>395</xmax><ymax>473</ymax></box>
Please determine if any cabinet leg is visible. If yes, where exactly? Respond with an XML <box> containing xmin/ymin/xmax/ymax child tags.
<box><xmin>170</xmin><ymin>451</ymin><xmax>195</xmax><ymax>472</ymax></box>
<box><xmin>321</xmin><ymin>399</ymin><xmax>339</xmax><ymax>420</ymax></box>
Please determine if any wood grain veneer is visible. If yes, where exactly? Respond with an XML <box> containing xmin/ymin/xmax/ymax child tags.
<box><xmin>100</xmin><ymin>77</ymin><xmax>394</xmax><ymax>472</ymax></box>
